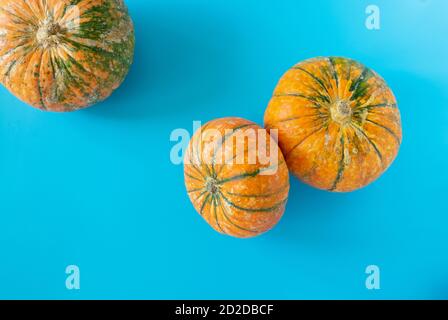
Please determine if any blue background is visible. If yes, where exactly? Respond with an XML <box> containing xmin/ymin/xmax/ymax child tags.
<box><xmin>0</xmin><ymin>0</ymin><xmax>447</xmax><ymax>299</ymax></box>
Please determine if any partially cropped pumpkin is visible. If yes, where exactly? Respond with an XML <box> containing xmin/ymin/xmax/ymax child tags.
<box><xmin>184</xmin><ymin>117</ymin><xmax>289</xmax><ymax>238</ymax></box>
<box><xmin>264</xmin><ymin>57</ymin><xmax>402</xmax><ymax>192</ymax></box>
<box><xmin>0</xmin><ymin>0</ymin><xmax>135</xmax><ymax>112</ymax></box>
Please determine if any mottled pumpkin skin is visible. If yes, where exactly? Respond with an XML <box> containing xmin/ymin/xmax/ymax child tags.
<box><xmin>0</xmin><ymin>0</ymin><xmax>135</xmax><ymax>112</ymax></box>
<box><xmin>264</xmin><ymin>57</ymin><xmax>402</xmax><ymax>192</ymax></box>
<box><xmin>184</xmin><ymin>117</ymin><xmax>289</xmax><ymax>238</ymax></box>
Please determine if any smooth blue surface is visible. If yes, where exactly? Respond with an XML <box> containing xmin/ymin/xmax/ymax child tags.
<box><xmin>0</xmin><ymin>0</ymin><xmax>447</xmax><ymax>299</ymax></box>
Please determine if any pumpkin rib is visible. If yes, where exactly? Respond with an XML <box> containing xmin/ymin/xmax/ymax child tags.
<box><xmin>60</xmin><ymin>15</ymin><xmax>80</xmax><ymax>28</ymax></box>
<box><xmin>184</xmin><ymin>166</ymin><xmax>205</xmax><ymax>183</ymax></box>
<box><xmin>327</xmin><ymin>57</ymin><xmax>340</xmax><ymax>89</ymax></box>
<box><xmin>46</xmin><ymin>49</ymin><xmax>61</xmax><ymax>105</ymax></box>
<box><xmin>297</xmin><ymin>114</ymin><xmax>328</xmax><ymax>129</ymax></box>
<box><xmin>0</xmin><ymin>6</ymin><xmax>34</xmax><ymax>27</ymax></box>
<box><xmin>216</xmin><ymin>196</ymin><xmax>259</xmax><ymax>234</ymax></box>
<box><xmin>19</xmin><ymin>47</ymin><xmax>41</xmax><ymax>107</ymax></box>
<box><xmin>212</xmin><ymin>196</ymin><xmax>226</xmax><ymax>234</ymax></box>
<box><xmin>199</xmin><ymin>194</ymin><xmax>212</xmax><ymax>216</ymax></box>
<box><xmin>33</xmin><ymin>1</ymin><xmax>48</xmax><ymax>19</ymax></box>
<box><xmin>32</xmin><ymin>0</ymin><xmax>45</xmax><ymax>17</ymax></box>
<box><xmin>193</xmin><ymin>122</ymin><xmax>213</xmax><ymax>177</ymax></box>
<box><xmin>349</xmin><ymin>65</ymin><xmax>368</xmax><ymax>92</ymax></box>
<box><xmin>273</xmin><ymin>93</ymin><xmax>325</xmax><ymax>109</ymax></box>
<box><xmin>345</xmin><ymin>59</ymin><xmax>352</xmax><ymax>80</ymax></box>
<box><xmin>368</xmin><ymin>112</ymin><xmax>401</xmax><ymax>126</ymax></box>
<box><xmin>61</xmin><ymin>36</ymin><xmax>115</xmax><ymax>56</ymax></box>
<box><xmin>217</xmin><ymin>168</ymin><xmax>261</xmax><ymax>185</ymax></box>
<box><xmin>59</xmin><ymin>44</ymin><xmax>98</xmax><ymax>80</ymax></box>
<box><xmin>2</xmin><ymin>47</ymin><xmax>29</xmax><ymax>82</ymax></box>
<box><xmin>187</xmin><ymin>162</ymin><xmax>207</xmax><ymax>181</ymax></box>
<box><xmin>366</xmin><ymin>107</ymin><xmax>399</xmax><ymax>121</ymax></box>
<box><xmin>349</xmin><ymin>63</ymin><xmax>367</xmax><ymax>90</ymax></box>
<box><xmin>52</xmin><ymin>54</ymin><xmax>90</xmax><ymax>102</ymax></box>
<box><xmin>285</xmin><ymin>126</ymin><xmax>326</xmax><ymax>159</ymax></box>
<box><xmin>295</xmin><ymin>125</ymin><xmax>342</xmax><ymax>189</ymax></box>
<box><xmin>185</xmin><ymin>172</ymin><xmax>203</xmax><ymax>183</ymax></box>
<box><xmin>211</xmin><ymin>123</ymin><xmax>256</xmax><ymax>173</ymax></box>
<box><xmin>224</xmin><ymin>183</ymin><xmax>289</xmax><ymax>199</ymax></box>
<box><xmin>58</xmin><ymin>54</ymin><xmax>101</xmax><ymax>105</ymax></box>
<box><xmin>351</xmin><ymin>124</ymin><xmax>383</xmax><ymax>164</ymax></box>
<box><xmin>365</xmin><ymin>118</ymin><xmax>401</xmax><ymax>144</ymax></box>
<box><xmin>212</xmin><ymin>122</ymin><xmax>274</xmax><ymax>178</ymax></box>
<box><xmin>217</xmin><ymin>161</ymin><xmax>285</xmax><ymax>185</ymax></box>
<box><xmin>276</xmin><ymin>113</ymin><xmax>324</xmax><ymax>124</ymax></box>
<box><xmin>349</xmin><ymin>67</ymin><xmax>374</xmax><ymax>102</ymax></box>
<box><xmin>37</xmin><ymin>49</ymin><xmax>48</xmax><ymax>110</ymax></box>
<box><xmin>193</xmin><ymin>190</ymin><xmax>208</xmax><ymax>204</ymax></box>
<box><xmin>292</xmin><ymin>66</ymin><xmax>331</xmax><ymax>98</ymax></box>
<box><xmin>215</xmin><ymin>141</ymin><xmax>250</xmax><ymax>176</ymax></box>
<box><xmin>354</xmin><ymin>103</ymin><xmax>388</xmax><ymax>114</ymax></box>
<box><xmin>38</xmin><ymin>0</ymin><xmax>51</xmax><ymax>16</ymax></box>
<box><xmin>42</xmin><ymin>48</ymin><xmax>62</xmax><ymax>105</ymax></box>
<box><xmin>0</xmin><ymin>39</ymin><xmax>32</xmax><ymax>62</ymax></box>
<box><xmin>14</xmin><ymin>1</ymin><xmax>39</xmax><ymax>26</ymax></box>
<box><xmin>297</xmin><ymin>80</ymin><xmax>332</xmax><ymax>105</ymax></box>
<box><xmin>329</xmin><ymin>131</ymin><xmax>346</xmax><ymax>191</ymax></box>
<box><xmin>301</xmin><ymin>160</ymin><xmax>319</xmax><ymax>181</ymax></box>
<box><xmin>18</xmin><ymin>0</ymin><xmax>39</xmax><ymax>25</ymax></box>
<box><xmin>211</xmin><ymin>123</ymin><xmax>256</xmax><ymax>156</ymax></box>
<box><xmin>187</xmin><ymin>187</ymin><xmax>206</xmax><ymax>194</ymax></box>
<box><xmin>220</xmin><ymin>192</ymin><xmax>287</xmax><ymax>214</ymax></box>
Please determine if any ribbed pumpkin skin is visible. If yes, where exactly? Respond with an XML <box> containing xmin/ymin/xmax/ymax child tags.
<box><xmin>184</xmin><ymin>117</ymin><xmax>289</xmax><ymax>238</ymax></box>
<box><xmin>0</xmin><ymin>0</ymin><xmax>134</xmax><ymax>112</ymax></box>
<box><xmin>264</xmin><ymin>57</ymin><xmax>402</xmax><ymax>192</ymax></box>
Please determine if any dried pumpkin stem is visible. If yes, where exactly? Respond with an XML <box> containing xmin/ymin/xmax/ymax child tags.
<box><xmin>330</xmin><ymin>99</ymin><xmax>353</xmax><ymax>126</ymax></box>
<box><xmin>205</xmin><ymin>177</ymin><xmax>219</xmax><ymax>195</ymax></box>
<box><xmin>36</xmin><ymin>18</ymin><xmax>65</xmax><ymax>49</ymax></box>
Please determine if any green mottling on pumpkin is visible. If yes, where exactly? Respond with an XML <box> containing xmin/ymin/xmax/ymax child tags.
<box><xmin>327</xmin><ymin>57</ymin><xmax>339</xmax><ymax>88</ymax></box>
<box><xmin>0</xmin><ymin>0</ymin><xmax>134</xmax><ymax>111</ymax></box>
<box><xmin>49</xmin><ymin>0</ymin><xmax>134</xmax><ymax>108</ymax></box>
<box><xmin>78</xmin><ymin>2</ymin><xmax>114</xmax><ymax>41</ymax></box>
<box><xmin>329</xmin><ymin>133</ymin><xmax>346</xmax><ymax>191</ymax></box>
<box><xmin>349</xmin><ymin>64</ymin><xmax>375</xmax><ymax>101</ymax></box>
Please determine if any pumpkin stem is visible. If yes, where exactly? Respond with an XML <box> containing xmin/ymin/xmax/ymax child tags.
<box><xmin>205</xmin><ymin>177</ymin><xmax>219</xmax><ymax>194</ymax></box>
<box><xmin>330</xmin><ymin>100</ymin><xmax>353</xmax><ymax>126</ymax></box>
<box><xmin>36</xmin><ymin>18</ymin><xmax>65</xmax><ymax>49</ymax></box>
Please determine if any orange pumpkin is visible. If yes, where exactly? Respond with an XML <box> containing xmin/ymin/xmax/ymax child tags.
<box><xmin>264</xmin><ymin>57</ymin><xmax>402</xmax><ymax>192</ymax></box>
<box><xmin>0</xmin><ymin>0</ymin><xmax>135</xmax><ymax>112</ymax></box>
<box><xmin>184</xmin><ymin>117</ymin><xmax>289</xmax><ymax>238</ymax></box>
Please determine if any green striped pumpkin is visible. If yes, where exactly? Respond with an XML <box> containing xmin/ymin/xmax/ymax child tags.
<box><xmin>184</xmin><ymin>117</ymin><xmax>290</xmax><ymax>238</ymax></box>
<box><xmin>0</xmin><ymin>0</ymin><xmax>135</xmax><ymax>112</ymax></box>
<box><xmin>265</xmin><ymin>57</ymin><xmax>402</xmax><ymax>192</ymax></box>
